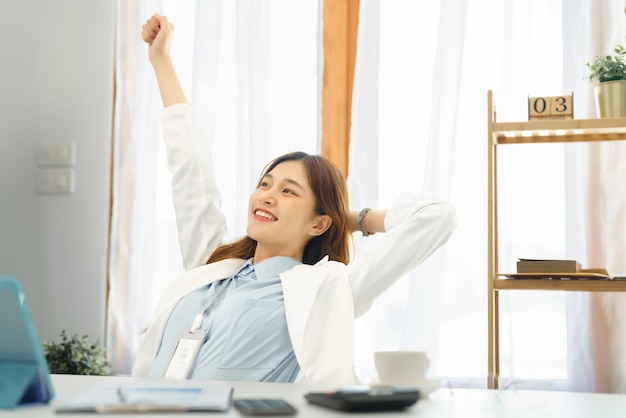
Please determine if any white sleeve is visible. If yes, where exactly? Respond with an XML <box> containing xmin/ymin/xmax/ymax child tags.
<box><xmin>160</xmin><ymin>103</ymin><xmax>228</xmax><ymax>270</ymax></box>
<box><xmin>347</xmin><ymin>191</ymin><xmax>457</xmax><ymax>317</ymax></box>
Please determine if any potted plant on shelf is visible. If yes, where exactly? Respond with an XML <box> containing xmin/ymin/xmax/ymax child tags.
<box><xmin>586</xmin><ymin>44</ymin><xmax>626</xmax><ymax>118</ymax></box>
<box><xmin>42</xmin><ymin>330</ymin><xmax>111</xmax><ymax>375</ymax></box>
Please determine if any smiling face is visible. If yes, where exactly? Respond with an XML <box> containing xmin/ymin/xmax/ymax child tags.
<box><xmin>247</xmin><ymin>160</ymin><xmax>332</xmax><ymax>263</ymax></box>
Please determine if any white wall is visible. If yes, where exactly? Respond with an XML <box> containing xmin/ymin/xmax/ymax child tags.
<box><xmin>0</xmin><ymin>1</ymin><xmax>115</xmax><ymax>344</ymax></box>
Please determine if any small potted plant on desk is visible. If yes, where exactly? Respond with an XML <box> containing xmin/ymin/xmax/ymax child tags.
<box><xmin>42</xmin><ymin>330</ymin><xmax>111</xmax><ymax>375</ymax></box>
<box><xmin>586</xmin><ymin>44</ymin><xmax>626</xmax><ymax>118</ymax></box>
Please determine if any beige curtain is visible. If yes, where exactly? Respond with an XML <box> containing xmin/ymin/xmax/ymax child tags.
<box><xmin>107</xmin><ymin>0</ymin><xmax>163</xmax><ymax>375</ymax></box>
<box><xmin>563</xmin><ymin>0</ymin><xmax>626</xmax><ymax>393</ymax></box>
<box><xmin>584</xmin><ymin>135</ymin><xmax>626</xmax><ymax>393</ymax></box>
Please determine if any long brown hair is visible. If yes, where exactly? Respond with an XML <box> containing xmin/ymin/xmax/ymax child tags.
<box><xmin>206</xmin><ymin>151</ymin><xmax>352</xmax><ymax>265</ymax></box>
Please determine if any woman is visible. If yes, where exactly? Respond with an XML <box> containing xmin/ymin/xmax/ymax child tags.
<box><xmin>133</xmin><ymin>13</ymin><xmax>457</xmax><ymax>386</ymax></box>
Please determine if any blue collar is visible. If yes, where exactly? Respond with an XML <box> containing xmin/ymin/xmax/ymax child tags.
<box><xmin>240</xmin><ymin>257</ymin><xmax>301</xmax><ymax>281</ymax></box>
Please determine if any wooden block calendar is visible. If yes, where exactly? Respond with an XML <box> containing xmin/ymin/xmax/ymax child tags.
<box><xmin>528</xmin><ymin>94</ymin><xmax>573</xmax><ymax>120</ymax></box>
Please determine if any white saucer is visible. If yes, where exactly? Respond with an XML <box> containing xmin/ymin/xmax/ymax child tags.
<box><xmin>417</xmin><ymin>379</ymin><xmax>441</xmax><ymax>396</ymax></box>
<box><xmin>369</xmin><ymin>379</ymin><xmax>441</xmax><ymax>397</ymax></box>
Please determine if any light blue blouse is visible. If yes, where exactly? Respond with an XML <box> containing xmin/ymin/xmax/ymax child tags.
<box><xmin>149</xmin><ymin>256</ymin><xmax>301</xmax><ymax>382</ymax></box>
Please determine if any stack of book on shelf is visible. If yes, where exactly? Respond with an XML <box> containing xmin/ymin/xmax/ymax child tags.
<box><xmin>506</xmin><ymin>259</ymin><xmax>613</xmax><ymax>280</ymax></box>
<box><xmin>516</xmin><ymin>259</ymin><xmax>581</xmax><ymax>274</ymax></box>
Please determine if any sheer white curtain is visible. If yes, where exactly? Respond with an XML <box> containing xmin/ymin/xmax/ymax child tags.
<box><xmin>108</xmin><ymin>0</ymin><xmax>320</xmax><ymax>374</ymax></box>
<box><xmin>350</xmin><ymin>0</ymin><xmax>626</xmax><ymax>392</ymax></box>
<box><xmin>349</xmin><ymin>0</ymin><xmax>469</xmax><ymax>384</ymax></box>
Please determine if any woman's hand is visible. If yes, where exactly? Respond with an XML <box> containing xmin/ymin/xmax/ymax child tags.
<box><xmin>141</xmin><ymin>13</ymin><xmax>188</xmax><ymax>107</ymax></box>
<box><xmin>141</xmin><ymin>13</ymin><xmax>174</xmax><ymax>65</ymax></box>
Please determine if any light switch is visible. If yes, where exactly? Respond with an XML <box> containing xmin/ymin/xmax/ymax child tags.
<box><xmin>37</xmin><ymin>143</ymin><xmax>76</xmax><ymax>166</ymax></box>
<box><xmin>36</xmin><ymin>169</ymin><xmax>74</xmax><ymax>194</ymax></box>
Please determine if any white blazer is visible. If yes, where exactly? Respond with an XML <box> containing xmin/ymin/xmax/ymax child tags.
<box><xmin>132</xmin><ymin>104</ymin><xmax>457</xmax><ymax>386</ymax></box>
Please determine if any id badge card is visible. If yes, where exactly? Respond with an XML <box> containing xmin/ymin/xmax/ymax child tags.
<box><xmin>164</xmin><ymin>329</ymin><xmax>206</xmax><ymax>379</ymax></box>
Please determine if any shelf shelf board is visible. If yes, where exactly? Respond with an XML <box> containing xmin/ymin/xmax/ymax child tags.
<box><xmin>493</xmin><ymin>277</ymin><xmax>626</xmax><ymax>292</ymax></box>
<box><xmin>492</xmin><ymin>117</ymin><xmax>626</xmax><ymax>144</ymax></box>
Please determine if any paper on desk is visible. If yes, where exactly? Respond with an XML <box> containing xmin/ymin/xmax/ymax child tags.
<box><xmin>55</xmin><ymin>380</ymin><xmax>233</xmax><ymax>413</ymax></box>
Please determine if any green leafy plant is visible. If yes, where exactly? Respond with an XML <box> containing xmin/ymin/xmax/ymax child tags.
<box><xmin>586</xmin><ymin>44</ymin><xmax>626</xmax><ymax>83</ymax></box>
<box><xmin>42</xmin><ymin>330</ymin><xmax>111</xmax><ymax>375</ymax></box>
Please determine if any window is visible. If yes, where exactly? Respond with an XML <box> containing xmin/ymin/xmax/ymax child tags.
<box><xmin>147</xmin><ymin>0</ymin><xmax>569</xmax><ymax>386</ymax></box>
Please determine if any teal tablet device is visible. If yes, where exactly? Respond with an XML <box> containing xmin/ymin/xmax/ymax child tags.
<box><xmin>0</xmin><ymin>276</ymin><xmax>55</xmax><ymax>409</ymax></box>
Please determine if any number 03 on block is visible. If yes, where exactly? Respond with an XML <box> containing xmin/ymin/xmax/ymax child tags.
<box><xmin>528</xmin><ymin>94</ymin><xmax>574</xmax><ymax>120</ymax></box>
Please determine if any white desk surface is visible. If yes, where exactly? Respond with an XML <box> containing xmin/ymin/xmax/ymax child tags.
<box><xmin>2</xmin><ymin>374</ymin><xmax>626</xmax><ymax>417</ymax></box>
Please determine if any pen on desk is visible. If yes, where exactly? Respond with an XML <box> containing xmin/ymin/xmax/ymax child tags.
<box><xmin>117</xmin><ymin>385</ymin><xmax>127</xmax><ymax>403</ymax></box>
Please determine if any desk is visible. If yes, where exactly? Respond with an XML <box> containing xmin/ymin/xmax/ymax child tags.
<box><xmin>2</xmin><ymin>375</ymin><xmax>626</xmax><ymax>417</ymax></box>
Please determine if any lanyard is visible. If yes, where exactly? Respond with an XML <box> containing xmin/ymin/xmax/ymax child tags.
<box><xmin>164</xmin><ymin>277</ymin><xmax>234</xmax><ymax>380</ymax></box>
<box><xmin>189</xmin><ymin>277</ymin><xmax>233</xmax><ymax>333</ymax></box>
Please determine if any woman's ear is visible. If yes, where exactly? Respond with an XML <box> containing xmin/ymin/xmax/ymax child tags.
<box><xmin>309</xmin><ymin>215</ymin><xmax>332</xmax><ymax>237</ymax></box>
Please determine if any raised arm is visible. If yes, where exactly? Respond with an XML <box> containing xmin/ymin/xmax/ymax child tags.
<box><xmin>142</xmin><ymin>14</ymin><xmax>228</xmax><ymax>269</ymax></box>
<box><xmin>141</xmin><ymin>13</ymin><xmax>188</xmax><ymax>107</ymax></box>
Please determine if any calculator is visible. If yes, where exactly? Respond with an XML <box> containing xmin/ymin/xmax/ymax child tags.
<box><xmin>305</xmin><ymin>386</ymin><xmax>420</xmax><ymax>412</ymax></box>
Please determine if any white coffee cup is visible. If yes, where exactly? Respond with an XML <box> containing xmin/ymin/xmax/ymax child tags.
<box><xmin>374</xmin><ymin>350</ymin><xmax>430</xmax><ymax>386</ymax></box>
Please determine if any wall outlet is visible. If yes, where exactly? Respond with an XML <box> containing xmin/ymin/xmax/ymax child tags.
<box><xmin>36</xmin><ymin>169</ymin><xmax>74</xmax><ymax>194</ymax></box>
<box><xmin>37</xmin><ymin>143</ymin><xmax>76</xmax><ymax>166</ymax></box>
